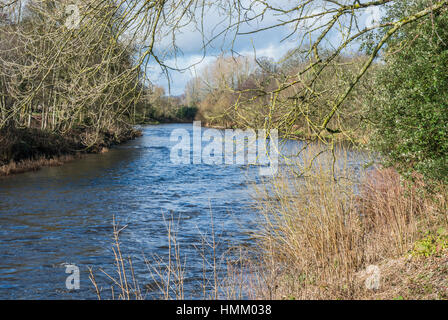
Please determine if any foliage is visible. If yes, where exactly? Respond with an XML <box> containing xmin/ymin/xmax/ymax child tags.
<box><xmin>411</xmin><ymin>229</ymin><xmax>448</xmax><ymax>257</ymax></box>
<box><xmin>175</xmin><ymin>106</ymin><xmax>197</xmax><ymax>121</ymax></box>
<box><xmin>369</xmin><ymin>1</ymin><xmax>448</xmax><ymax>184</ymax></box>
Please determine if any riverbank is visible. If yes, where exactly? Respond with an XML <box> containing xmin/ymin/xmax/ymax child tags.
<box><xmin>0</xmin><ymin>118</ymin><xmax>195</xmax><ymax>177</ymax></box>
<box><xmin>0</xmin><ymin>125</ymin><xmax>142</xmax><ymax>177</ymax></box>
<box><xmin>249</xmin><ymin>155</ymin><xmax>448</xmax><ymax>300</ymax></box>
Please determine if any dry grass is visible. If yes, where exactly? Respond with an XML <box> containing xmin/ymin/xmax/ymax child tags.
<box><xmin>0</xmin><ymin>154</ymin><xmax>80</xmax><ymax>176</ymax></box>
<box><xmin>89</xmin><ymin>217</ymin><xmax>143</xmax><ymax>300</ymax></box>
<box><xmin>358</xmin><ymin>168</ymin><xmax>441</xmax><ymax>260</ymax></box>
<box><xmin>353</xmin><ymin>253</ymin><xmax>448</xmax><ymax>300</ymax></box>
<box><xmin>249</xmin><ymin>145</ymin><xmax>448</xmax><ymax>300</ymax></box>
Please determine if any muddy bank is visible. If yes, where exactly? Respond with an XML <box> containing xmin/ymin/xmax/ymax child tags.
<box><xmin>0</xmin><ymin>125</ymin><xmax>142</xmax><ymax>176</ymax></box>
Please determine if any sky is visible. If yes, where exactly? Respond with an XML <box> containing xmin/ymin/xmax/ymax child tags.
<box><xmin>142</xmin><ymin>1</ymin><xmax>381</xmax><ymax>96</ymax></box>
<box><xmin>144</xmin><ymin>0</ymin><xmax>299</xmax><ymax>95</ymax></box>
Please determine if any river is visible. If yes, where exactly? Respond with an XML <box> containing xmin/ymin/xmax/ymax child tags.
<box><xmin>0</xmin><ymin>123</ymin><xmax>370</xmax><ymax>299</ymax></box>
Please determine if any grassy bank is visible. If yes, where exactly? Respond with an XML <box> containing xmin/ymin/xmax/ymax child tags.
<box><xmin>0</xmin><ymin>125</ymin><xmax>141</xmax><ymax>177</ymax></box>
<box><xmin>249</xmin><ymin>148</ymin><xmax>447</xmax><ymax>300</ymax></box>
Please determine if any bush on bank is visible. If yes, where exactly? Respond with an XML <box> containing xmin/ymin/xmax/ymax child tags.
<box><xmin>368</xmin><ymin>0</ymin><xmax>448</xmax><ymax>185</ymax></box>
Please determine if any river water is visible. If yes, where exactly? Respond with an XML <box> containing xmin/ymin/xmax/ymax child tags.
<box><xmin>0</xmin><ymin>123</ymin><xmax>370</xmax><ymax>299</ymax></box>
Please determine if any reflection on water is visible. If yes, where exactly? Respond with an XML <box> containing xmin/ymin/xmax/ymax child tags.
<box><xmin>0</xmin><ymin>123</ymin><xmax>370</xmax><ymax>299</ymax></box>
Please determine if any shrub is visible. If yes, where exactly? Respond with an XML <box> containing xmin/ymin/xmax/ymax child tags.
<box><xmin>369</xmin><ymin>1</ymin><xmax>448</xmax><ymax>184</ymax></box>
<box><xmin>175</xmin><ymin>106</ymin><xmax>198</xmax><ymax>121</ymax></box>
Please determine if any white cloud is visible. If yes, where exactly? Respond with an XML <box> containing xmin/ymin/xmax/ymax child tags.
<box><xmin>147</xmin><ymin>0</ymin><xmax>369</xmax><ymax>95</ymax></box>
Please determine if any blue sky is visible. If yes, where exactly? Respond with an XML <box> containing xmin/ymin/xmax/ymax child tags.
<box><xmin>144</xmin><ymin>1</ymin><xmax>380</xmax><ymax>96</ymax></box>
<box><xmin>144</xmin><ymin>0</ymin><xmax>304</xmax><ymax>95</ymax></box>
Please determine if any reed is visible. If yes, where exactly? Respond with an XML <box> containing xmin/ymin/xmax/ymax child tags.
<box><xmin>249</xmin><ymin>144</ymin><xmax>447</xmax><ymax>299</ymax></box>
<box><xmin>88</xmin><ymin>213</ymin><xmax>249</xmax><ymax>300</ymax></box>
